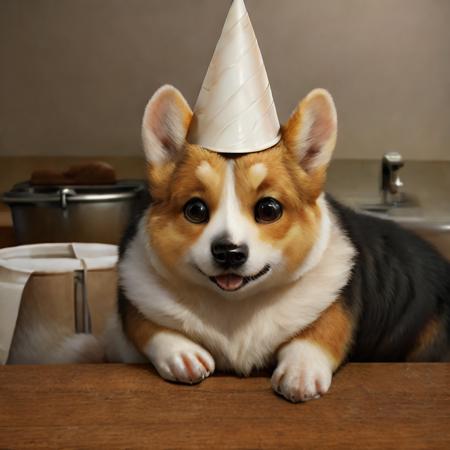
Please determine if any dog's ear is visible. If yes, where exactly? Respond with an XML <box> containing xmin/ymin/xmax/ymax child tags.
<box><xmin>283</xmin><ymin>89</ymin><xmax>337</xmax><ymax>174</ymax></box>
<box><xmin>142</xmin><ymin>85</ymin><xmax>193</xmax><ymax>166</ymax></box>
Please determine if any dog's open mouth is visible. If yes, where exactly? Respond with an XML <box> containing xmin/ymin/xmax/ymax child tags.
<box><xmin>210</xmin><ymin>265</ymin><xmax>271</xmax><ymax>292</ymax></box>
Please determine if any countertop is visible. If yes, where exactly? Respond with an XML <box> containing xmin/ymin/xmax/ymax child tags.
<box><xmin>327</xmin><ymin>160</ymin><xmax>450</xmax><ymax>228</ymax></box>
<box><xmin>1</xmin><ymin>158</ymin><xmax>449</xmax><ymax>247</ymax></box>
<box><xmin>1</xmin><ymin>363</ymin><xmax>449</xmax><ymax>449</ymax></box>
<box><xmin>1</xmin><ymin>158</ymin><xmax>449</xmax><ymax>224</ymax></box>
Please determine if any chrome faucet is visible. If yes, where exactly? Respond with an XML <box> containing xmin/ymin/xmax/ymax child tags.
<box><xmin>381</xmin><ymin>152</ymin><xmax>404</xmax><ymax>205</ymax></box>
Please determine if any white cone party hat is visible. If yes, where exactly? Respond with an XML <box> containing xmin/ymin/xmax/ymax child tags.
<box><xmin>187</xmin><ymin>0</ymin><xmax>281</xmax><ymax>153</ymax></box>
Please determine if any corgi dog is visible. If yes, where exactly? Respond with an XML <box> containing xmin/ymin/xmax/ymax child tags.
<box><xmin>106</xmin><ymin>85</ymin><xmax>450</xmax><ymax>402</ymax></box>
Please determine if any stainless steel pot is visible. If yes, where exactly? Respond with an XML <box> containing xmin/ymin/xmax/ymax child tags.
<box><xmin>2</xmin><ymin>180</ymin><xmax>147</xmax><ymax>245</ymax></box>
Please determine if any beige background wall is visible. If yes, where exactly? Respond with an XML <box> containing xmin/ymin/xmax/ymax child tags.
<box><xmin>1</xmin><ymin>0</ymin><xmax>449</xmax><ymax>160</ymax></box>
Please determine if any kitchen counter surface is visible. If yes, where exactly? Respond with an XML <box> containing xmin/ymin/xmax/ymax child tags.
<box><xmin>1</xmin><ymin>158</ymin><xmax>448</xmax><ymax>224</ymax></box>
<box><xmin>327</xmin><ymin>160</ymin><xmax>450</xmax><ymax>227</ymax></box>
<box><xmin>1</xmin><ymin>158</ymin><xmax>449</xmax><ymax>249</ymax></box>
<box><xmin>1</xmin><ymin>363</ymin><xmax>449</xmax><ymax>449</ymax></box>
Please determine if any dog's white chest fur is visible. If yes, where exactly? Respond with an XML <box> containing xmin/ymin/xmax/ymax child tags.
<box><xmin>113</xmin><ymin>208</ymin><xmax>355</xmax><ymax>375</ymax></box>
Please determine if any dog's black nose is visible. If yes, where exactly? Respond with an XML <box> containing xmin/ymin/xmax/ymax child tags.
<box><xmin>211</xmin><ymin>238</ymin><xmax>249</xmax><ymax>268</ymax></box>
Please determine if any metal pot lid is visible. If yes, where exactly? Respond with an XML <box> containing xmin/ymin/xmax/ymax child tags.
<box><xmin>2</xmin><ymin>180</ymin><xmax>147</xmax><ymax>207</ymax></box>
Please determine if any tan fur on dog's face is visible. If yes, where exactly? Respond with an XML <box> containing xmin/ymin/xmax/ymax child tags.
<box><xmin>149</xmin><ymin>144</ymin><xmax>321</xmax><ymax>276</ymax></box>
<box><xmin>142</xmin><ymin>86</ymin><xmax>337</xmax><ymax>296</ymax></box>
<box><xmin>233</xmin><ymin>145</ymin><xmax>323</xmax><ymax>274</ymax></box>
<box><xmin>148</xmin><ymin>146</ymin><xmax>227</xmax><ymax>270</ymax></box>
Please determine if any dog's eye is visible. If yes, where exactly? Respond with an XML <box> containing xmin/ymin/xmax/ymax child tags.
<box><xmin>255</xmin><ymin>197</ymin><xmax>283</xmax><ymax>223</ymax></box>
<box><xmin>184</xmin><ymin>198</ymin><xmax>209</xmax><ymax>224</ymax></box>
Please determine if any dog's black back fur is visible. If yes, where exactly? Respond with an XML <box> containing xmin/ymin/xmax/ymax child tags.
<box><xmin>328</xmin><ymin>196</ymin><xmax>450</xmax><ymax>362</ymax></box>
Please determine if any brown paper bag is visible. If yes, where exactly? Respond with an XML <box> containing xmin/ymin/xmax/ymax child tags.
<box><xmin>0</xmin><ymin>243</ymin><xmax>118</xmax><ymax>364</ymax></box>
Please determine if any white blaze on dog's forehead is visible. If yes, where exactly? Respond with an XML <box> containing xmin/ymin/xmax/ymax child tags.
<box><xmin>193</xmin><ymin>160</ymin><xmax>249</xmax><ymax>244</ymax></box>
<box><xmin>248</xmin><ymin>163</ymin><xmax>268</xmax><ymax>190</ymax></box>
<box><xmin>195</xmin><ymin>161</ymin><xmax>219</xmax><ymax>188</ymax></box>
<box><xmin>218</xmin><ymin>161</ymin><xmax>245</xmax><ymax>242</ymax></box>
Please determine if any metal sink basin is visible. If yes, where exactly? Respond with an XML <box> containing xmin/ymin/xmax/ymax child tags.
<box><xmin>358</xmin><ymin>191</ymin><xmax>419</xmax><ymax>214</ymax></box>
<box><xmin>326</xmin><ymin>160</ymin><xmax>450</xmax><ymax>260</ymax></box>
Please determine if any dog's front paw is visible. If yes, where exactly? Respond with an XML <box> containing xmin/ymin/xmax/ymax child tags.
<box><xmin>271</xmin><ymin>340</ymin><xmax>333</xmax><ymax>403</ymax></box>
<box><xmin>147</xmin><ymin>331</ymin><xmax>215</xmax><ymax>384</ymax></box>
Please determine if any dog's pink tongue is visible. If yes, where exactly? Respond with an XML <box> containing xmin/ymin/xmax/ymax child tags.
<box><xmin>214</xmin><ymin>274</ymin><xmax>244</xmax><ymax>291</ymax></box>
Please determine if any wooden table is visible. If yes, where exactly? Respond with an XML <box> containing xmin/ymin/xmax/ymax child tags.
<box><xmin>1</xmin><ymin>364</ymin><xmax>449</xmax><ymax>449</ymax></box>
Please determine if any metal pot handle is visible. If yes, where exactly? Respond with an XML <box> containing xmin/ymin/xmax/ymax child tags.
<box><xmin>60</xmin><ymin>188</ymin><xmax>76</xmax><ymax>209</ymax></box>
<box><xmin>2</xmin><ymin>187</ymin><xmax>141</xmax><ymax>205</ymax></box>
